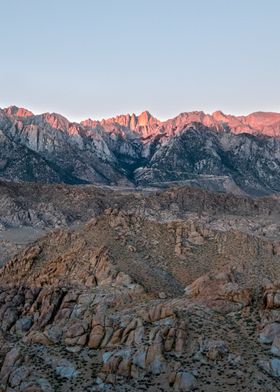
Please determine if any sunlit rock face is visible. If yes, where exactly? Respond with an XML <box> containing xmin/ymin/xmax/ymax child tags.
<box><xmin>2</xmin><ymin>105</ymin><xmax>280</xmax><ymax>195</ymax></box>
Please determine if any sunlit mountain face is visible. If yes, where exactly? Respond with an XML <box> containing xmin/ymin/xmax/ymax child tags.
<box><xmin>1</xmin><ymin>105</ymin><xmax>280</xmax><ymax>195</ymax></box>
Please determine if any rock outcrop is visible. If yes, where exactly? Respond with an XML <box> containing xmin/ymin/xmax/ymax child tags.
<box><xmin>1</xmin><ymin>182</ymin><xmax>280</xmax><ymax>390</ymax></box>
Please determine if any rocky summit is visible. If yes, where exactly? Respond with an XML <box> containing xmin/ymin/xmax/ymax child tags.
<box><xmin>1</xmin><ymin>181</ymin><xmax>280</xmax><ymax>391</ymax></box>
<box><xmin>2</xmin><ymin>106</ymin><xmax>280</xmax><ymax>195</ymax></box>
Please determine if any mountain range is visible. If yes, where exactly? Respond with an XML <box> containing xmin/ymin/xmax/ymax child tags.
<box><xmin>2</xmin><ymin>106</ymin><xmax>280</xmax><ymax>195</ymax></box>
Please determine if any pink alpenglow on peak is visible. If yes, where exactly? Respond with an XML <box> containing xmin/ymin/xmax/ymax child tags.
<box><xmin>42</xmin><ymin>113</ymin><xmax>70</xmax><ymax>130</ymax></box>
<box><xmin>81</xmin><ymin>111</ymin><xmax>160</xmax><ymax>138</ymax></box>
<box><xmin>2</xmin><ymin>104</ymin><xmax>280</xmax><ymax>195</ymax></box>
<box><xmin>3</xmin><ymin>106</ymin><xmax>280</xmax><ymax>138</ymax></box>
<box><xmin>4</xmin><ymin>106</ymin><xmax>34</xmax><ymax>118</ymax></box>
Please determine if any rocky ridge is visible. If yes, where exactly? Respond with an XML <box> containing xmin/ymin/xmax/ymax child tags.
<box><xmin>1</xmin><ymin>179</ymin><xmax>280</xmax><ymax>266</ymax></box>
<box><xmin>2</xmin><ymin>107</ymin><xmax>280</xmax><ymax>194</ymax></box>
<box><xmin>1</xmin><ymin>184</ymin><xmax>280</xmax><ymax>390</ymax></box>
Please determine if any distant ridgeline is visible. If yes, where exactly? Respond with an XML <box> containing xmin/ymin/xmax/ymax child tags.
<box><xmin>1</xmin><ymin>105</ymin><xmax>280</xmax><ymax>195</ymax></box>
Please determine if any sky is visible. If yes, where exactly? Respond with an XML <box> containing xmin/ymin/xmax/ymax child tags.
<box><xmin>0</xmin><ymin>0</ymin><xmax>279</xmax><ymax>121</ymax></box>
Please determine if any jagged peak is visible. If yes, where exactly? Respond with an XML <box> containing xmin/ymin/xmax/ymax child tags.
<box><xmin>211</xmin><ymin>110</ymin><xmax>229</xmax><ymax>122</ymax></box>
<box><xmin>80</xmin><ymin>111</ymin><xmax>159</xmax><ymax>134</ymax></box>
<box><xmin>81</xmin><ymin>118</ymin><xmax>95</xmax><ymax>126</ymax></box>
<box><xmin>138</xmin><ymin>110</ymin><xmax>152</xmax><ymax>118</ymax></box>
<box><xmin>137</xmin><ymin>110</ymin><xmax>158</xmax><ymax>126</ymax></box>
<box><xmin>2</xmin><ymin>105</ymin><xmax>280</xmax><ymax>138</ymax></box>
<box><xmin>4</xmin><ymin>105</ymin><xmax>34</xmax><ymax>118</ymax></box>
<box><xmin>41</xmin><ymin>112</ymin><xmax>70</xmax><ymax>130</ymax></box>
<box><xmin>212</xmin><ymin>110</ymin><xmax>226</xmax><ymax>116</ymax></box>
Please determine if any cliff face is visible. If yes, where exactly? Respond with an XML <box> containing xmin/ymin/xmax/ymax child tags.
<box><xmin>2</xmin><ymin>106</ymin><xmax>280</xmax><ymax>195</ymax></box>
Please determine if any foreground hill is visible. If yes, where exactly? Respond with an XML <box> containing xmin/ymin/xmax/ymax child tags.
<box><xmin>1</xmin><ymin>182</ymin><xmax>280</xmax><ymax>390</ymax></box>
<box><xmin>1</xmin><ymin>179</ymin><xmax>280</xmax><ymax>266</ymax></box>
<box><xmin>2</xmin><ymin>107</ymin><xmax>280</xmax><ymax>194</ymax></box>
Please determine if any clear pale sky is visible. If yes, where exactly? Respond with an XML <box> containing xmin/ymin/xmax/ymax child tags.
<box><xmin>0</xmin><ymin>0</ymin><xmax>279</xmax><ymax>121</ymax></box>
